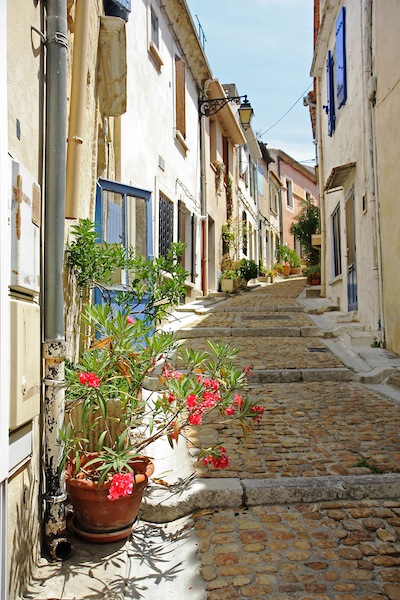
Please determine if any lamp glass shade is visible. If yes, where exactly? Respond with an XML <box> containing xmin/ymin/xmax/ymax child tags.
<box><xmin>238</xmin><ymin>101</ymin><xmax>253</xmax><ymax>128</ymax></box>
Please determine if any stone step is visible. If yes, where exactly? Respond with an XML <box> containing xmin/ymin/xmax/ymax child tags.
<box><xmin>343</xmin><ymin>329</ymin><xmax>376</xmax><ymax>348</ymax></box>
<box><xmin>175</xmin><ymin>326</ymin><xmax>324</xmax><ymax>339</ymax></box>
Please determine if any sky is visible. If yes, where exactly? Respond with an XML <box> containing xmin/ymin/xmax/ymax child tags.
<box><xmin>185</xmin><ymin>0</ymin><xmax>316</xmax><ymax>165</ymax></box>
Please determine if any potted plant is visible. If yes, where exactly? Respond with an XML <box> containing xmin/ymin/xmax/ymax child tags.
<box><xmin>60</xmin><ymin>304</ymin><xmax>264</xmax><ymax>542</ymax></box>
<box><xmin>267</xmin><ymin>269</ymin><xmax>275</xmax><ymax>283</ymax></box>
<box><xmin>288</xmin><ymin>248</ymin><xmax>302</xmax><ymax>274</ymax></box>
<box><xmin>220</xmin><ymin>268</ymin><xmax>239</xmax><ymax>293</ymax></box>
<box><xmin>278</xmin><ymin>244</ymin><xmax>292</xmax><ymax>276</ymax></box>
<box><xmin>239</xmin><ymin>258</ymin><xmax>259</xmax><ymax>287</ymax></box>
<box><xmin>304</xmin><ymin>263</ymin><xmax>321</xmax><ymax>285</ymax></box>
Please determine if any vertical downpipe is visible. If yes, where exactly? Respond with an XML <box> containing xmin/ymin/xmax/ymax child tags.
<box><xmin>199</xmin><ymin>102</ymin><xmax>207</xmax><ymax>296</ymax></box>
<box><xmin>43</xmin><ymin>0</ymin><xmax>71</xmax><ymax>560</ymax></box>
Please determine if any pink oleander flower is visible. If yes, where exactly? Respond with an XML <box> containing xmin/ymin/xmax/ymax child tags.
<box><xmin>107</xmin><ymin>472</ymin><xmax>134</xmax><ymax>501</ymax></box>
<box><xmin>250</xmin><ymin>405</ymin><xmax>265</xmax><ymax>423</ymax></box>
<box><xmin>167</xmin><ymin>393</ymin><xmax>176</xmax><ymax>404</ymax></box>
<box><xmin>126</xmin><ymin>315</ymin><xmax>135</xmax><ymax>324</ymax></box>
<box><xmin>243</xmin><ymin>365</ymin><xmax>253</xmax><ymax>376</ymax></box>
<box><xmin>79</xmin><ymin>371</ymin><xmax>101</xmax><ymax>388</ymax></box>
<box><xmin>203</xmin><ymin>447</ymin><xmax>229</xmax><ymax>469</ymax></box>
<box><xmin>234</xmin><ymin>394</ymin><xmax>245</xmax><ymax>408</ymax></box>
<box><xmin>201</xmin><ymin>391</ymin><xmax>217</xmax><ymax>408</ymax></box>
<box><xmin>225</xmin><ymin>406</ymin><xmax>235</xmax><ymax>416</ymax></box>
<box><xmin>202</xmin><ymin>378</ymin><xmax>220</xmax><ymax>391</ymax></box>
<box><xmin>186</xmin><ymin>394</ymin><xmax>198</xmax><ymax>409</ymax></box>
<box><xmin>189</xmin><ymin>413</ymin><xmax>202</xmax><ymax>425</ymax></box>
<box><xmin>162</xmin><ymin>366</ymin><xmax>183</xmax><ymax>381</ymax></box>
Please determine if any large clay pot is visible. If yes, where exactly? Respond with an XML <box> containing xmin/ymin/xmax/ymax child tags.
<box><xmin>66</xmin><ymin>455</ymin><xmax>154</xmax><ymax>540</ymax></box>
<box><xmin>283</xmin><ymin>265</ymin><xmax>291</xmax><ymax>276</ymax></box>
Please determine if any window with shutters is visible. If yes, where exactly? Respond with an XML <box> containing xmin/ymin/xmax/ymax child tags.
<box><xmin>326</xmin><ymin>6</ymin><xmax>347</xmax><ymax>136</ymax></box>
<box><xmin>148</xmin><ymin>5</ymin><xmax>163</xmax><ymax>70</ymax></box>
<box><xmin>175</xmin><ymin>55</ymin><xmax>186</xmax><ymax>139</ymax></box>
<box><xmin>332</xmin><ymin>203</ymin><xmax>342</xmax><ymax>277</ymax></box>
<box><xmin>335</xmin><ymin>7</ymin><xmax>347</xmax><ymax>109</ymax></box>
<box><xmin>159</xmin><ymin>192</ymin><xmax>174</xmax><ymax>257</ymax></box>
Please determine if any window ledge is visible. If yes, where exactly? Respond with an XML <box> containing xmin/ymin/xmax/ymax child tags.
<box><xmin>148</xmin><ymin>41</ymin><xmax>163</xmax><ymax>71</ymax></box>
<box><xmin>328</xmin><ymin>274</ymin><xmax>343</xmax><ymax>286</ymax></box>
<box><xmin>175</xmin><ymin>130</ymin><xmax>189</xmax><ymax>155</ymax></box>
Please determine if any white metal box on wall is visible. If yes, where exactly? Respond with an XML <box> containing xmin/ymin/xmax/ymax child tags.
<box><xmin>10</xmin><ymin>159</ymin><xmax>40</xmax><ymax>295</ymax></box>
<box><xmin>9</xmin><ymin>298</ymin><xmax>41</xmax><ymax>430</ymax></box>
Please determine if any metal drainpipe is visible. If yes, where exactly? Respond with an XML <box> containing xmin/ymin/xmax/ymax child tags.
<box><xmin>65</xmin><ymin>0</ymin><xmax>90</xmax><ymax>220</ymax></box>
<box><xmin>316</xmin><ymin>77</ymin><xmax>326</xmax><ymax>298</ymax></box>
<box><xmin>362</xmin><ymin>0</ymin><xmax>384</xmax><ymax>344</ymax></box>
<box><xmin>43</xmin><ymin>0</ymin><xmax>71</xmax><ymax>560</ymax></box>
<box><xmin>199</xmin><ymin>102</ymin><xmax>207</xmax><ymax>296</ymax></box>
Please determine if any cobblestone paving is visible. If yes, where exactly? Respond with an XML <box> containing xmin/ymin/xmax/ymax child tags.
<box><xmin>179</xmin><ymin>336</ymin><xmax>344</xmax><ymax>370</ymax></box>
<box><xmin>194</xmin><ymin>500</ymin><xmax>400</xmax><ymax>600</ymax></box>
<box><xmin>185</xmin><ymin>280</ymin><xmax>400</xmax><ymax>599</ymax></box>
<box><xmin>189</xmin><ymin>382</ymin><xmax>400</xmax><ymax>479</ymax></box>
<box><xmin>189</xmin><ymin>312</ymin><xmax>313</xmax><ymax>329</ymax></box>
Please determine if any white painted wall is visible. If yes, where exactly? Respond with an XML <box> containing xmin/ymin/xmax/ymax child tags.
<box><xmin>120</xmin><ymin>0</ymin><xmax>203</xmax><ymax>290</ymax></box>
<box><xmin>315</xmin><ymin>0</ymin><xmax>380</xmax><ymax>331</ymax></box>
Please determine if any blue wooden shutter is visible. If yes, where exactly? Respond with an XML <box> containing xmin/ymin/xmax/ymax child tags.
<box><xmin>327</xmin><ymin>50</ymin><xmax>335</xmax><ymax>136</ymax></box>
<box><xmin>336</xmin><ymin>7</ymin><xmax>347</xmax><ymax>109</ymax></box>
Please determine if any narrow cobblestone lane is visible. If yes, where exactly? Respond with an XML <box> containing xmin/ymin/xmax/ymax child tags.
<box><xmin>22</xmin><ymin>279</ymin><xmax>400</xmax><ymax>599</ymax></box>
<box><xmin>181</xmin><ymin>280</ymin><xmax>400</xmax><ymax>600</ymax></box>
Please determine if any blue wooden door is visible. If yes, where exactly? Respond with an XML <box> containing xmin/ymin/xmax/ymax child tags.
<box><xmin>346</xmin><ymin>191</ymin><xmax>358</xmax><ymax>311</ymax></box>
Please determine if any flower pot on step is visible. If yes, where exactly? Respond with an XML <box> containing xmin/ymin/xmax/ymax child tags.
<box><xmin>66</xmin><ymin>455</ymin><xmax>154</xmax><ymax>542</ymax></box>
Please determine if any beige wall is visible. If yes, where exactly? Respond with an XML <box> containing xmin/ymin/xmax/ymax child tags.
<box><xmin>374</xmin><ymin>0</ymin><xmax>400</xmax><ymax>353</ymax></box>
<box><xmin>8</xmin><ymin>421</ymin><xmax>41</xmax><ymax>599</ymax></box>
<box><xmin>7</xmin><ymin>3</ymin><xmax>43</xmax><ymax>596</ymax></box>
<box><xmin>7</xmin><ymin>1</ymin><xmax>43</xmax><ymax>182</ymax></box>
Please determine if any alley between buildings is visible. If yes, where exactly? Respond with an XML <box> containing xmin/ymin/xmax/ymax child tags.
<box><xmin>22</xmin><ymin>278</ymin><xmax>400</xmax><ymax>600</ymax></box>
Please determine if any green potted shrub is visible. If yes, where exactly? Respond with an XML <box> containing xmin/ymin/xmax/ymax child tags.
<box><xmin>239</xmin><ymin>258</ymin><xmax>259</xmax><ymax>287</ymax></box>
<box><xmin>278</xmin><ymin>245</ymin><xmax>291</xmax><ymax>276</ymax></box>
<box><xmin>288</xmin><ymin>248</ymin><xmax>302</xmax><ymax>274</ymax></box>
<box><xmin>220</xmin><ymin>269</ymin><xmax>239</xmax><ymax>293</ymax></box>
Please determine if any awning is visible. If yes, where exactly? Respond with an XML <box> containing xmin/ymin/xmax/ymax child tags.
<box><xmin>324</xmin><ymin>162</ymin><xmax>356</xmax><ymax>192</ymax></box>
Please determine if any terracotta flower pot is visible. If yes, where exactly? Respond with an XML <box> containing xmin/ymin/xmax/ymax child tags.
<box><xmin>66</xmin><ymin>455</ymin><xmax>154</xmax><ymax>540</ymax></box>
<box><xmin>283</xmin><ymin>265</ymin><xmax>291</xmax><ymax>276</ymax></box>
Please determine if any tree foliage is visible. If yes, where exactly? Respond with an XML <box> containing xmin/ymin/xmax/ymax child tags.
<box><xmin>290</xmin><ymin>200</ymin><xmax>320</xmax><ymax>265</ymax></box>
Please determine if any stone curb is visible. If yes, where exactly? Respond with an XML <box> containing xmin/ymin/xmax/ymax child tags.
<box><xmin>250</xmin><ymin>368</ymin><xmax>357</xmax><ymax>383</ymax></box>
<box><xmin>175</xmin><ymin>326</ymin><xmax>323</xmax><ymax>339</ymax></box>
<box><xmin>140</xmin><ymin>473</ymin><xmax>400</xmax><ymax>523</ymax></box>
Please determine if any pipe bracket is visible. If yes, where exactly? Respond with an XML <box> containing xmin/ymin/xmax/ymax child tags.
<box><xmin>44</xmin><ymin>492</ymin><xmax>68</xmax><ymax>504</ymax></box>
<box><xmin>47</xmin><ymin>32</ymin><xmax>68</xmax><ymax>50</ymax></box>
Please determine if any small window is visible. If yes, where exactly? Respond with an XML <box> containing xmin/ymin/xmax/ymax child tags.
<box><xmin>151</xmin><ymin>7</ymin><xmax>159</xmax><ymax>48</ymax></box>
<box><xmin>286</xmin><ymin>179</ymin><xmax>293</xmax><ymax>208</ymax></box>
<box><xmin>257</xmin><ymin>166</ymin><xmax>263</xmax><ymax>196</ymax></box>
<box><xmin>270</xmin><ymin>186</ymin><xmax>278</xmax><ymax>214</ymax></box>
<box><xmin>332</xmin><ymin>203</ymin><xmax>342</xmax><ymax>277</ymax></box>
<box><xmin>159</xmin><ymin>192</ymin><xmax>174</xmax><ymax>257</ymax></box>
<box><xmin>175</xmin><ymin>56</ymin><xmax>186</xmax><ymax>138</ymax></box>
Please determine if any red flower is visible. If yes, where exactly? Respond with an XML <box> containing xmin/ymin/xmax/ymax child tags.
<box><xmin>234</xmin><ymin>394</ymin><xmax>245</xmax><ymax>408</ymax></box>
<box><xmin>107</xmin><ymin>472</ymin><xmax>134</xmax><ymax>501</ymax></box>
<box><xmin>203</xmin><ymin>447</ymin><xmax>229</xmax><ymax>469</ymax></box>
<box><xmin>126</xmin><ymin>315</ymin><xmax>135</xmax><ymax>324</ymax></box>
<box><xmin>201</xmin><ymin>391</ymin><xmax>217</xmax><ymax>408</ymax></box>
<box><xmin>186</xmin><ymin>394</ymin><xmax>198</xmax><ymax>409</ymax></box>
<box><xmin>243</xmin><ymin>365</ymin><xmax>253</xmax><ymax>376</ymax></box>
<box><xmin>79</xmin><ymin>371</ymin><xmax>100</xmax><ymax>388</ymax></box>
<box><xmin>189</xmin><ymin>413</ymin><xmax>202</xmax><ymax>425</ymax></box>
<box><xmin>167</xmin><ymin>393</ymin><xmax>176</xmax><ymax>404</ymax></box>
<box><xmin>250</xmin><ymin>405</ymin><xmax>265</xmax><ymax>423</ymax></box>
<box><xmin>225</xmin><ymin>406</ymin><xmax>235</xmax><ymax>416</ymax></box>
